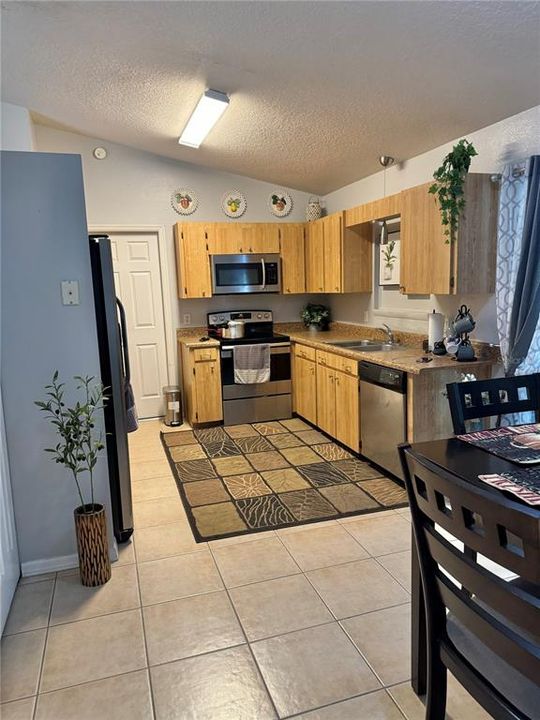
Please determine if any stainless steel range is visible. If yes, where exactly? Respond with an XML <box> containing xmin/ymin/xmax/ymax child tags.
<box><xmin>207</xmin><ymin>310</ymin><xmax>292</xmax><ymax>425</ymax></box>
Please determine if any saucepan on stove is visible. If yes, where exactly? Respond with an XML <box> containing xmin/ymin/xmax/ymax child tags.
<box><xmin>222</xmin><ymin>320</ymin><xmax>245</xmax><ymax>339</ymax></box>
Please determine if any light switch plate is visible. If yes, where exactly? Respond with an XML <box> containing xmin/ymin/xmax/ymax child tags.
<box><xmin>61</xmin><ymin>280</ymin><xmax>80</xmax><ymax>306</ymax></box>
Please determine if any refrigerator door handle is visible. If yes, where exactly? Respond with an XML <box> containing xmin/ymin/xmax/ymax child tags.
<box><xmin>116</xmin><ymin>298</ymin><xmax>131</xmax><ymax>383</ymax></box>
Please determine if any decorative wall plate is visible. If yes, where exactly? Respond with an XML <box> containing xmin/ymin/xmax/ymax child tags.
<box><xmin>221</xmin><ymin>190</ymin><xmax>247</xmax><ymax>218</ymax></box>
<box><xmin>268</xmin><ymin>191</ymin><xmax>293</xmax><ymax>218</ymax></box>
<box><xmin>171</xmin><ymin>188</ymin><xmax>198</xmax><ymax>215</ymax></box>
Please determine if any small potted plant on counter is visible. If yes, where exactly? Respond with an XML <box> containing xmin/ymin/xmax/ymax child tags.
<box><xmin>35</xmin><ymin>372</ymin><xmax>110</xmax><ymax>586</ymax></box>
<box><xmin>301</xmin><ymin>303</ymin><xmax>330</xmax><ymax>331</ymax></box>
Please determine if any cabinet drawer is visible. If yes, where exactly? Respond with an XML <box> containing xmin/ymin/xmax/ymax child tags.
<box><xmin>294</xmin><ymin>343</ymin><xmax>316</xmax><ymax>362</ymax></box>
<box><xmin>316</xmin><ymin>350</ymin><xmax>341</xmax><ymax>369</ymax></box>
<box><xmin>335</xmin><ymin>355</ymin><xmax>359</xmax><ymax>377</ymax></box>
<box><xmin>192</xmin><ymin>347</ymin><xmax>219</xmax><ymax>362</ymax></box>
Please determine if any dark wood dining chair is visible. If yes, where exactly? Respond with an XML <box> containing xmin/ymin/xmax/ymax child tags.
<box><xmin>399</xmin><ymin>444</ymin><xmax>540</xmax><ymax>720</ymax></box>
<box><xmin>446</xmin><ymin>373</ymin><xmax>540</xmax><ymax>435</ymax></box>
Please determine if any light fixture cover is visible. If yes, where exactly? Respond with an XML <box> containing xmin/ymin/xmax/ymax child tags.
<box><xmin>178</xmin><ymin>89</ymin><xmax>229</xmax><ymax>148</ymax></box>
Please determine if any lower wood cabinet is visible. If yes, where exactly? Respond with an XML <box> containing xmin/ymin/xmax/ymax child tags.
<box><xmin>294</xmin><ymin>355</ymin><xmax>317</xmax><ymax>425</ymax></box>
<box><xmin>316</xmin><ymin>351</ymin><xmax>360</xmax><ymax>451</ymax></box>
<box><xmin>180</xmin><ymin>343</ymin><xmax>223</xmax><ymax>425</ymax></box>
<box><xmin>293</xmin><ymin>344</ymin><xmax>360</xmax><ymax>452</ymax></box>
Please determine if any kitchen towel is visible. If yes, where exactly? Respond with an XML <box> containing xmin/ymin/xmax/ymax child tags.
<box><xmin>233</xmin><ymin>344</ymin><xmax>271</xmax><ymax>384</ymax></box>
<box><xmin>124</xmin><ymin>380</ymin><xmax>139</xmax><ymax>432</ymax></box>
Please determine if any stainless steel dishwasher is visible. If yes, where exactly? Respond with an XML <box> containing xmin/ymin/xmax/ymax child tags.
<box><xmin>359</xmin><ymin>361</ymin><xmax>407</xmax><ymax>480</ymax></box>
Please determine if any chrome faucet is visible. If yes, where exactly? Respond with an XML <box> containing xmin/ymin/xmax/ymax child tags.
<box><xmin>380</xmin><ymin>323</ymin><xmax>395</xmax><ymax>344</ymax></box>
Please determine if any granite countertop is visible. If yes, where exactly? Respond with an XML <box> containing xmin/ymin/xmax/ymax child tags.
<box><xmin>286</xmin><ymin>328</ymin><xmax>494</xmax><ymax>375</ymax></box>
<box><xmin>177</xmin><ymin>324</ymin><xmax>496</xmax><ymax>375</ymax></box>
<box><xmin>177</xmin><ymin>330</ymin><xmax>220</xmax><ymax>349</ymax></box>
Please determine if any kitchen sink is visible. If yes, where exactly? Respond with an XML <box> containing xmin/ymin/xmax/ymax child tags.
<box><xmin>325</xmin><ymin>339</ymin><xmax>401</xmax><ymax>352</ymax></box>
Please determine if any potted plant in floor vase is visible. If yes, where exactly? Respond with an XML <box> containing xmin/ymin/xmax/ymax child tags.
<box><xmin>35</xmin><ymin>372</ymin><xmax>110</xmax><ymax>586</ymax></box>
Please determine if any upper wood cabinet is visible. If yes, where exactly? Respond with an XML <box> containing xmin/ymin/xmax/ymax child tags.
<box><xmin>305</xmin><ymin>217</ymin><xmax>325</xmax><ymax>292</ymax></box>
<box><xmin>400</xmin><ymin>174</ymin><xmax>499</xmax><ymax>295</ymax></box>
<box><xmin>209</xmin><ymin>223</ymin><xmax>279</xmax><ymax>254</ymax></box>
<box><xmin>345</xmin><ymin>192</ymin><xmax>401</xmax><ymax>227</ymax></box>
<box><xmin>278</xmin><ymin>224</ymin><xmax>306</xmax><ymax>294</ymax></box>
<box><xmin>306</xmin><ymin>212</ymin><xmax>372</xmax><ymax>294</ymax></box>
<box><xmin>174</xmin><ymin>222</ymin><xmax>213</xmax><ymax>299</ymax></box>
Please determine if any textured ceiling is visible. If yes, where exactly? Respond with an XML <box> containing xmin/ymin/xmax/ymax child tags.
<box><xmin>2</xmin><ymin>1</ymin><xmax>540</xmax><ymax>193</ymax></box>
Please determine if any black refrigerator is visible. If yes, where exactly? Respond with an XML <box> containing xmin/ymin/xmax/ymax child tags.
<box><xmin>89</xmin><ymin>235</ymin><xmax>134</xmax><ymax>543</ymax></box>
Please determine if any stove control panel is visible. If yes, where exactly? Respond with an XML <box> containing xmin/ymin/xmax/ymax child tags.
<box><xmin>208</xmin><ymin>310</ymin><xmax>273</xmax><ymax>326</ymax></box>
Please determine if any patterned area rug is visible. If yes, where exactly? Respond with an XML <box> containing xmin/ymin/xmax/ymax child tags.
<box><xmin>161</xmin><ymin>419</ymin><xmax>408</xmax><ymax>541</ymax></box>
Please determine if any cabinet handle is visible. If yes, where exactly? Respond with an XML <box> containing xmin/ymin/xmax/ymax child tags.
<box><xmin>336</xmin><ymin>377</ymin><xmax>340</xmax><ymax>386</ymax></box>
<box><xmin>319</xmin><ymin>287</ymin><xmax>323</xmax><ymax>291</ymax></box>
<box><xmin>249</xmin><ymin>247</ymin><xmax>253</xmax><ymax>252</ymax></box>
<box><xmin>335</xmin><ymin>286</ymin><xmax>339</xmax><ymax>291</ymax></box>
<box><xmin>287</xmin><ymin>288</ymin><xmax>291</xmax><ymax>293</ymax></box>
<box><xmin>239</xmin><ymin>247</ymin><xmax>243</xmax><ymax>253</ymax></box>
<box><xmin>202</xmin><ymin>291</ymin><xmax>206</xmax><ymax>297</ymax></box>
<box><xmin>184</xmin><ymin>287</ymin><xmax>188</xmax><ymax>295</ymax></box>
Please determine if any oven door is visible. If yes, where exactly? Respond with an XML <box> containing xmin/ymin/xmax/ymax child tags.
<box><xmin>211</xmin><ymin>254</ymin><xmax>281</xmax><ymax>294</ymax></box>
<box><xmin>221</xmin><ymin>343</ymin><xmax>291</xmax><ymax>399</ymax></box>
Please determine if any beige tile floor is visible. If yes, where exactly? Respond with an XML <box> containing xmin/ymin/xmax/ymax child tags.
<box><xmin>1</xmin><ymin>419</ymin><xmax>491</xmax><ymax>720</ymax></box>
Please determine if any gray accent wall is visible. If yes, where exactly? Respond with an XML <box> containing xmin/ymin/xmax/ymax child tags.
<box><xmin>1</xmin><ymin>151</ymin><xmax>111</xmax><ymax>570</ymax></box>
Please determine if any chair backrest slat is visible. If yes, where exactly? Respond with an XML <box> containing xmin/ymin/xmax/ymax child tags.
<box><xmin>424</xmin><ymin>525</ymin><xmax>540</xmax><ymax>639</ymax></box>
<box><xmin>436</xmin><ymin>572</ymin><xmax>540</xmax><ymax>686</ymax></box>
<box><xmin>446</xmin><ymin>373</ymin><xmax>540</xmax><ymax>434</ymax></box>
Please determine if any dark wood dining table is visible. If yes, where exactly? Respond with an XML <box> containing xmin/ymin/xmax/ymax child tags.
<box><xmin>407</xmin><ymin>436</ymin><xmax>540</xmax><ymax>697</ymax></box>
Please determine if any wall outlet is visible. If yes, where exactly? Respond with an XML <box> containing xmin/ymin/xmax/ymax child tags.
<box><xmin>363</xmin><ymin>311</ymin><xmax>369</xmax><ymax>323</ymax></box>
<box><xmin>183</xmin><ymin>313</ymin><xmax>191</xmax><ymax>325</ymax></box>
<box><xmin>61</xmin><ymin>280</ymin><xmax>80</xmax><ymax>305</ymax></box>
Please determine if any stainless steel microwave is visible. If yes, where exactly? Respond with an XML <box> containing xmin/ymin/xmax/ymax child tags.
<box><xmin>211</xmin><ymin>254</ymin><xmax>281</xmax><ymax>294</ymax></box>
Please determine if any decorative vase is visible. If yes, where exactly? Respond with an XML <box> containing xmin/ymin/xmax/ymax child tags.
<box><xmin>74</xmin><ymin>504</ymin><xmax>111</xmax><ymax>587</ymax></box>
<box><xmin>308</xmin><ymin>324</ymin><xmax>320</xmax><ymax>332</ymax></box>
<box><xmin>306</xmin><ymin>197</ymin><xmax>322</xmax><ymax>222</ymax></box>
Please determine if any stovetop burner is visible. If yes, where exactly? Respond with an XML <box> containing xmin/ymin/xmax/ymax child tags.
<box><xmin>214</xmin><ymin>332</ymin><xmax>290</xmax><ymax>346</ymax></box>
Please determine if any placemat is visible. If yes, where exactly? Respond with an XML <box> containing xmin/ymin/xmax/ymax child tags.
<box><xmin>479</xmin><ymin>466</ymin><xmax>540</xmax><ymax>506</ymax></box>
<box><xmin>458</xmin><ymin>423</ymin><xmax>540</xmax><ymax>465</ymax></box>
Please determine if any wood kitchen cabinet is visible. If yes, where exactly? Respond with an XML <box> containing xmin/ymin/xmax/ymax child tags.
<box><xmin>305</xmin><ymin>212</ymin><xmax>372</xmax><ymax>294</ymax></box>
<box><xmin>180</xmin><ymin>343</ymin><xmax>223</xmax><ymax>425</ymax></box>
<box><xmin>210</xmin><ymin>223</ymin><xmax>280</xmax><ymax>254</ymax></box>
<box><xmin>279</xmin><ymin>224</ymin><xmax>306</xmax><ymax>294</ymax></box>
<box><xmin>315</xmin><ymin>350</ymin><xmax>360</xmax><ymax>451</ymax></box>
<box><xmin>174</xmin><ymin>222</ymin><xmax>213</xmax><ymax>299</ymax></box>
<box><xmin>400</xmin><ymin>174</ymin><xmax>499</xmax><ymax>295</ymax></box>
<box><xmin>345</xmin><ymin>192</ymin><xmax>401</xmax><ymax>227</ymax></box>
<box><xmin>292</xmin><ymin>344</ymin><xmax>317</xmax><ymax>424</ymax></box>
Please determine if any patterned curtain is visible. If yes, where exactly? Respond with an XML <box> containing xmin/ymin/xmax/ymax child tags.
<box><xmin>496</xmin><ymin>158</ymin><xmax>540</xmax><ymax>422</ymax></box>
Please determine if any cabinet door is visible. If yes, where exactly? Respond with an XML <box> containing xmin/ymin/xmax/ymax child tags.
<box><xmin>194</xmin><ymin>360</ymin><xmax>223</xmax><ymax>423</ymax></box>
<box><xmin>174</xmin><ymin>223</ymin><xmax>212</xmax><ymax>298</ymax></box>
<box><xmin>246</xmin><ymin>224</ymin><xmax>279</xmax><ymax>253</ymax></box>
<box><xmin>316</xmin><ymin>363</ymin><xmax>336</xmax><ymax>436</ymax></box>
<box><xmin>400</xmin><ymin>184</ymin><xmax>451</xmax><ymax>294</ymax></box>
<box><xmin>279</xmin><ymin>224</ymin><xmax>306</xmax><ymax>294</ymax></box>
<box><xmin>295</xmin><ymin>356</ymin><xmax>317</xmax><ymax>425</ymax></box>
<box><xmin>323</xmin><ymin>213</ymin><xmax>343</xmax><ymax>293</ymax></box>
<box><xmin>305</xmin><ymin>219</ymin><xmax>324</xmax><ymax>293</ymax></box>
<box><xmin>335</xmin><ymin>371</ymin><xmax>360</xmax><ymax>452</ymax></box>
<box><xmin>211</xmin><ymin>224</ymin><xmax>241</xmax><ymax>254</ymax></box>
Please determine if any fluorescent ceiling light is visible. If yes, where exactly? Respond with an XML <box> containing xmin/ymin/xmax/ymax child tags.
<box><xmin>178</xmin><ymin>89</ymin><xmax>229</xmax><ymax>148</ymax></box>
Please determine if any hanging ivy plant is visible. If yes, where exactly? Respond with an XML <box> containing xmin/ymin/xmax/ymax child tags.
<box><xmin>428</xmin><ymin>139</ymin><xmax>478</xmax><ymax>243</ymax></box>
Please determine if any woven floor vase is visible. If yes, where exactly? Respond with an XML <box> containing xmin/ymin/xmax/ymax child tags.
<box><xmin>74</xmin><ymin>504</ymin><xmax>111</xmax><ymax>586</ymax></box>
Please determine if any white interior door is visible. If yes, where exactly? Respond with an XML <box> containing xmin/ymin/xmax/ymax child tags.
<box><xmin>0</xmin><ymin>390</ymin><xmax>20</xmax><ymax>631</ymax></box>
<box><xmin>109</xmin><ymin>232</ymin><xmax>168</xmax><ymax>419</ymax></box>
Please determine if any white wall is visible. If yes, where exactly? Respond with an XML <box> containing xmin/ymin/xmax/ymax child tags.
<box><xmin>1</xmin><ymin>102</ymin><xmax>35</xmax><ymax>151</ymax></box>
<box><xmin>34</xmin><ymin>125</ymin><xmax>321</xmax><ymax>332</ymax></box>
<box><xmin>324</xmin><ymin>106</ymin><xmax>540</xmax><ymax>343</ymax></box>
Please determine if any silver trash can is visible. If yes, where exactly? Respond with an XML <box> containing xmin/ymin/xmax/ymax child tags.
<box><xmin>163</xmin><ymin>385</ymin><xmax>182</xmax><ymax>426</ymax></box>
